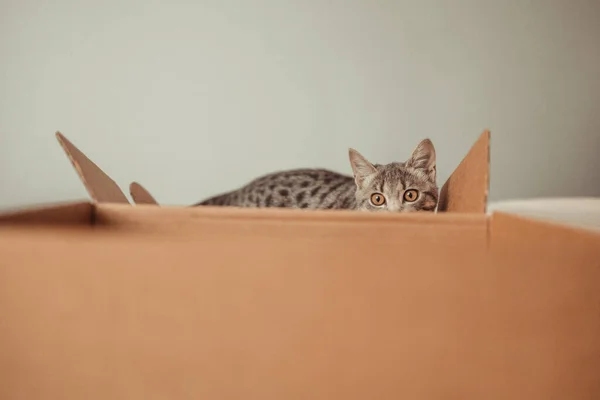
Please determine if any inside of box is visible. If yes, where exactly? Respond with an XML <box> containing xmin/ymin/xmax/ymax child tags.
<box><xmin>55</xmin><ymin>130</ymin><xmax>490</xmax><ymax>214</ymax></box>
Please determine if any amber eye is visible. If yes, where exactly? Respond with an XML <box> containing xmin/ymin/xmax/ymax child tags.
<box><xmin>370</xmin><ymin>193</ymin><xmax>386</xmax><ymax>206</ymax></box>
<box><xmin>403</xmin><ymin>189</ymin><xmax>419</xmax><ymax>202</ymax></box>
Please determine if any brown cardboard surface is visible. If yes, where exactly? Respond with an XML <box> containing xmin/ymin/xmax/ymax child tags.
<box><xmin>0</xmin><ymin>201</ymin><xmax>92</xmax><ymax>225</ymax></box>
<box><xmin>0</xmin><ymin>205</ymin><xmax>491</xmax><ymax>399</ymax></box>
<box><xmin>438</xmin><ymin>130</ymin><xmax>490</xmax><ymax>213</ymax></box>
<box><xmin>1</xmin><ymin>203</ymin><xmax>600</xmax><ymax>398</ymax></box>
<box><xmin>56</xmin><ymin>132</ymin><xmax>130</xmax><ymax>204</ymax></box>
<box><xmin>3</xmin><ymin>130</ymin><xmax>599</xmax><ymax>398</ymax></box>
<box><xmin>129</xmin><ymin>182</ymin><xmax>159</xmax><ymax>205</ymax></box>
<box><xmin>94</xmin><ymin>202</ymin><xmax>487</xmax><ymax>233</ymax></box>
<box><xmin>488</xmin><ymin>212</ymin><xmax>600</xmax><ymax>398</ymax></box>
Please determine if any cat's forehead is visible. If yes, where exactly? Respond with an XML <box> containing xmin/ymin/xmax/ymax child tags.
<box><xmin>374</xmin><ymin>162</ymin><xmax>410</xmax><ymax>179</ymax></box>
<box><xmin>374</xmin><ymin>162</ymin><xmax>405</xmax><ymax>169</ymax></box>
<box><xmin>370</xmin><ymin>162</ymin><xmax>430</xmax><ymax>187</ymax></box>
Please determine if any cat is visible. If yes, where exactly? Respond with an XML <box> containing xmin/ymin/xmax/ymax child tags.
<box><xmin>195</xmin><ymin>138</ymin><xmax>438</xmax><ymax>212</ymax></box>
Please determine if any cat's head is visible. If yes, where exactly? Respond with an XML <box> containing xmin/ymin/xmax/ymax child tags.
<box><xmin>348</xmin><ymin>139</ymin><xmax>438</xmax><ymax>212</ymax></box>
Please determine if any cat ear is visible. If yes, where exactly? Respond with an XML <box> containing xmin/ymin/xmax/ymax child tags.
<box><xmin>348</xmin><ymin>148</ymin><xmax>377</xmax><ymax>186</ymax></box>
<box><xmin>405</xmin><ymin>138</ymin><xmax>436</xmax><ymax>181</ymax></box>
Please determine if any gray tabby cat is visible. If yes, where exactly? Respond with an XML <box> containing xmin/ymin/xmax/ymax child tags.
<box><xmin>195</xmin><ymin>138</ymin><xmax>438</xmax><ymax>212</ymax></box>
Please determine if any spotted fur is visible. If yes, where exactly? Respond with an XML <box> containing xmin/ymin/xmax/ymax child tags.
<box><xmin>195</xmin><ymin>139</ymin><xmax>438</xmax><ymax>212</ymax></box>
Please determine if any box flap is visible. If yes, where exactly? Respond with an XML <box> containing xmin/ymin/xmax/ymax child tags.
<box><xmin>487</xmin><ymin>211</ymin><xmax>600</xmax><ymax>397</ymax></box>
<box><xmin>488</xmin><ymin>197</ymin><xmax>600</xmax><ymax>233</ymax></box>
<box><xmin>56</xmin><ymin>132</ymin><xmax>130</xmax><ymax>204</ymax></box>
<box><xmin>129</xmin><ymin>182</ymin><xmax>160</xmax><ymax>205</ymax></box>
<box><xmin>438</xmin><ymin>130</ymin><xmax>490</xmax><ymax>213</ymax></box>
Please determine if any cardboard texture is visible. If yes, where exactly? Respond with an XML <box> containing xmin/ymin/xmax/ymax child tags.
<box><xmin>1</xmin><ymin>131</ymin><xmax>599</xmax><ymax>399</ymax></box>
<box><xmin>0</xmin><ymin>201</ymin><xmax>92</xmax><ymax>226</ymax></box>
<box><xmin>56</xmin><ymin>132</ymin><xmax>130</xmax><ymax>204</ymax></box>
<box><xmin>487</xmin><ymin>213</ymin><xmax>600</xmax><ymax>398</ymax></box>
<box><xmin>129</xmin><ymin>182</ymin><xmax>159</xmax><ymax>205</ymax></box>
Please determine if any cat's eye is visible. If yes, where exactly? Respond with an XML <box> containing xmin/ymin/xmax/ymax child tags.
<box><xmin>370</xmin><ymin>193</ymin><xmax>386</xmax><ymax>206</ymax></box>
<box><xmin>403</xmin><ymin>189</ymin><xmax>419</xmax><ymax>202</ymax></box>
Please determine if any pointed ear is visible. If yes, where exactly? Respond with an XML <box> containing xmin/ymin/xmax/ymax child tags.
<box><xmin>405</xmin><ymin>138</ymin><xmax>436</xmax><ymax>181</ymax></box>
<box><xmin>348</xmin><ymin>148</ymin><xmax>377</xmax><ymax>186</ymax></box>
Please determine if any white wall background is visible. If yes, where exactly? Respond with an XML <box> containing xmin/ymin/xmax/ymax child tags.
<box><xmin>1</xmin><ymin>0</ymin><xmax>599</xmax><ymax>209</ymax></box>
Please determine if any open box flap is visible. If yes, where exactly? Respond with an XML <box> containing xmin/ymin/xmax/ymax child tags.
<box><xmin>56</xmin><ymin>132</ymin><xmax>130</xmax><ymax>204</ymax></box>
<box><xmin>129</xmin><ymin>182</ymin><xmax>160</xmax><ymax>205</ymax></box>
<box><xmin>438</xmin><ymin>130</ymin><xmax>490</xmax><ymax>213</ymax></box>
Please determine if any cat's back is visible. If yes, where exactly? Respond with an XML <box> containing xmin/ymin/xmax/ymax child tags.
<box><xmin>198</xmin><ymin>168</ymin><xmax>356</xmax><ymax>209</ymax></box>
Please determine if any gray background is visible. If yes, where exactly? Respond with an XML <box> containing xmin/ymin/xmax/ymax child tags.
<box><xmin>1</xmin><ymin>0</ymin><xmax>599</xmax><ymax>210</ymax></box>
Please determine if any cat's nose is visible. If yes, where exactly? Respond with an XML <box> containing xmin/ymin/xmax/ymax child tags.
<box><xmin>388</xmin><ymin>205</ymin><xmax>402</xmax><ymax>212</ymax></box>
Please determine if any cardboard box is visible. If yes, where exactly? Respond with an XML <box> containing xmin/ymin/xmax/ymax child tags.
<box><xmin>0</xmin><ymin>131</ymin><xmax>599</xmax><ymax>399</ymax></box>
